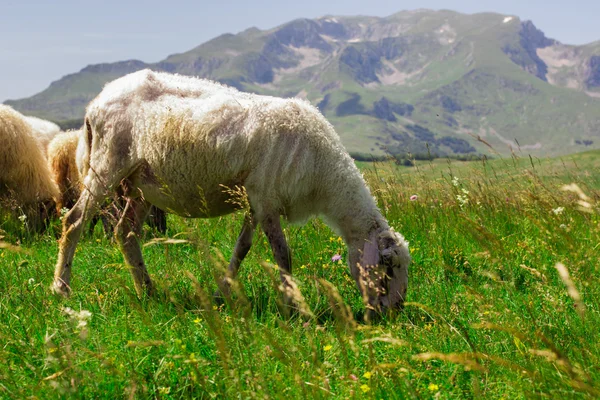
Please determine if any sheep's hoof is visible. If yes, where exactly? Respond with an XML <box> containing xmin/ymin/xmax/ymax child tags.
<box><xmin>51</xmin><ymin>280</ymin><xmax>71</xmax><ymax>297</ymax></box>
<box><xmin>134</xmin><ymin>282</ymin><xmax>155</xmax><ymax>299</ymax></box>
<box><xmin>277</xmin><ymin>294</ymin><xmax>300</xmax><ymax>319</ymax></box>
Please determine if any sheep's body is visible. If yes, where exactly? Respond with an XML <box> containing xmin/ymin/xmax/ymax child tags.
<box><xmin>54</xmin><ymin>70</ymin><xmax>409</xmax><ymax>313</ymax></box>
<box><xmin>25</xmin><ymin>115</ymin><xmax>61</xmax><ymax>154</ymax></box>
<box><xmin>0</xmin><ymin>105</ymin><xmax>58</xmax><ymax>227</ymax></box>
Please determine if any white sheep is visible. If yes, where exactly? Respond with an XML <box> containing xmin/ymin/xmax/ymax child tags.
<box><xmin>25</xmin><ymin>115</ymin><xmax>61</xmax><ymax>154</ymax></box>
<box><xmin>53</xmin><ymin>69</ymin><xmax>410</xmax><ymax>313</ymax></box>
<box><xmin>0</xmin><ymin>104</ymin><xmax>59</xmax><ymax>229</ymax></box>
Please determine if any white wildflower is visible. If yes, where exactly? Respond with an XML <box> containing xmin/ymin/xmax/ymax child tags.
<box><xmin>18</xmin><ymin>214</ymin><xmax>27</xmax><ymax>223</ymax></box>
<box><xmin>457</xmin><ymin>193</ymin><xmax>469</xmax><ymax>208</ymax></box>
<box><xmin>452</xmin><ymin>176</ymin><xmax>460</xmax><ymax>187</ymax></box>
<box><xmin>552</xmin><ymin>207</ymin><xmax>564</xmax><ymax>215</ymax></box>
<box><xmin>28</xmin><ymin>277</ymin><xmax>35</xmax><ymax>285</ymax></box>
<box><xmin>59</xmin><ymin>207</ymin><xmax>70</xmax><ymax>220</ymax></box>
<box><xmin>63</xmin><ymin>307</ymin><xmax>92</xmax><ymax>329</ymax></box>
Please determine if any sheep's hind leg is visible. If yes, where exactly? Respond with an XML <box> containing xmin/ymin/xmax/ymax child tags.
<box><xmin>261</xmin><ymin>214</ymin><xmax>294</xmax><ymax>307</ymax></box>
<box><xmin>214</xmin><ymin>212</ymin><xmax>256</xmax><ymax>301</ymax></box>
<box><xmin>115</xmin><ymin>197</ymin><xmax>153</xmax><ymax>296</ymax></box>
<box><xmin>53</xmin><ymin>188</ymin><xmax>103</xmax><ymax>296</ymax></box>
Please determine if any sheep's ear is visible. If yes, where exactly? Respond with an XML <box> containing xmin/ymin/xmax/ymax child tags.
<box><xmin>360</xmin><ymin>231</ymin><xmax>379</xmax><ymax>269</ymax></box>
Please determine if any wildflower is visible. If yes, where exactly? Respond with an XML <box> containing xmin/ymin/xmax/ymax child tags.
<box><xmin>28</xmin><ymin>277</ymin><xmax>35</xmax><ymax>285</ymax></box>
<box><xmin>428</xmin><ymin>383</ymin><xmax>439</xmax><ymax>391</ymax></box>
<box><xmin>410</xmin><ymin>194</ymin><xmax>418</xmax><ymax>201</ymax></box>
<box><xmin>552</xmin><ymin>207</ymin><xmax>564</xmax><ymax>215</ymax></box>
<box><xmin>62</xmin><ymin>307</ymin><xmax>92</xmax><ymax>329</ymax></box>
<box><xmin>349</xmin><ymin>374</ymin><xmax>358</xmax><ymax>381</ymax></box>
<box><xmin>158</xmin><ymin>387</ymin><xmax>171</xmax><ymax>395</ymax></box>
<box><xmin>452</xmin><ymin>176</ymin><xmax>460</xmax><ymax>187</ymax></box>
<box><xmin>363</xmin><ymin>371</ymin><xmax>372</xmax><ymax>379</ymax></box>
<box><xmin>193</xmin><ymin>318</ymin><xmax>202</xmax><ymax>324</ymax></box>
<box><xmin>324</xmin><ymin>345</ymin><xmax>333</xmax><ymax>351</ymax></box>
<box><xmin>18</xmin><ymin>214</ymin><xmax>27</xmax><ymax>223</ymax></box>
<box><xmin>331</xmin><ymin>254</ymin><xmax>342</xmax><ymax>262</ymax></box>
<box><xmin>360</xmin><ymin>384</ymin><xmax>370</xmax><ymax>393</ymax></box>
<box><xmin>457</xmin><ymin>194</ymin><xmax>468</xmax><ymax>207</ymax></box>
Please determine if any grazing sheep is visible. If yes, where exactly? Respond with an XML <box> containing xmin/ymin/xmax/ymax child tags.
<box><xmin>53</xmin><ymin>69</ymin><xmax>410</xmax><ymax>313</ymax></box>
<box><xmin>25</xmin><ymin>115</ymin><xmax>61</xmax><ymax>154</ymax></box>
<box><xmin>47</xmin><ymin>129</ymin><xmax>167</xmax><ymax>234</ymax></box>
<box><xmin>0</xmin><ymin>105</ymin><xmax>58</xmax><ymax>230</ymax></box>
<box><xmin>47</xmin><ymin>129</ymin><xmax>81</xmax><ymax>212</ymax></box>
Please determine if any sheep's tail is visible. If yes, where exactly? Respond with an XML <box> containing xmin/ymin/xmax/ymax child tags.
<box><xmin>75</xmin><ymin>118</ymin><xmax>92</xmax><ymax>179</ymax></box>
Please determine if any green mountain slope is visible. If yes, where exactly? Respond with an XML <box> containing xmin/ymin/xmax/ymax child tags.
<box><xmin>5</xmin><ymin>9</ymin><xmax>600</xmax><ymax>157</ymax></box>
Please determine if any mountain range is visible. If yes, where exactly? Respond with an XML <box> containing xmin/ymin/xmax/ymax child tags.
<box><xmin>5</xmin><ymin>9</ymin><xmax>600</xmax><ymax>157</ymax></box>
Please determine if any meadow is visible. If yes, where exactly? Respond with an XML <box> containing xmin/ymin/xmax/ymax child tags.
<box><xmin>0</xmin><ymin>150</ymin><xmax>599</xmax><ymax>399</ymax></box>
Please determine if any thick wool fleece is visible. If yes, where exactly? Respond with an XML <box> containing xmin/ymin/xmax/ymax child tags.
<box><xmin>25</xmin><ymin>115</ymin><xmax>61</xmax><ymax>154</ymax></box>
<box><xmin>0</xmin><ymin>104</ymin><xmax>59</xmax><ymax>206</ymax></box>
<box><xmin>47</xmin><ymin>129</ymin><xmax>82</xmax><ymax>210</ymax></box>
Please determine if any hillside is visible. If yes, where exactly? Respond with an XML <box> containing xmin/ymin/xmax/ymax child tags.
<box><xmin>5</xmin><ymin>9</ymin><xmax>600</xmax><ymax>157</ymax></box>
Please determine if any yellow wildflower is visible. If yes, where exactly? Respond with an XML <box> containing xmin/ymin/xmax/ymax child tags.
<box><xmin>323</xmin><ymin>345</ymin><xmax>333</xmax><ymax>351</ymax></box>
<box><xmin>363</xmin><ymin>371</ymin><xmax>372</xmax><ymax>379</ymax></box>
<box><xmin>360</xmin><ymin>384</ymin><xmax>370</xmax><ymax>393</ymax></box>
<box><xmin>158</xmin><ymin>387</ymin><xmax>171</xmax><ymax>395</ymax></box>
<box><xmin>428</xmin><ymin>383</ymin><xmax>439</xmax><ymax>391</ymax></box>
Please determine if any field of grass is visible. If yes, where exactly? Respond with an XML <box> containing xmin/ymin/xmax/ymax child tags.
<box><xmin>1</xmin><ymin>150</ymin><xmax>599</xmax><ymax>398</ymax></box>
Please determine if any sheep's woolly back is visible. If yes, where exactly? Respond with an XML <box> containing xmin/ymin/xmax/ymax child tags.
<box><xmin>84</xmin><ymin>70</ymin><xmax>385</xmax><ymax>240</ymax></box>
<box><xmin>25</xmin><ymin>116</ymin><xmax>61</xmax><ymax>154</ymax></box>
<box><xmin>0</xmin><ymin>105</ymin><xmax>59</xmax><ymax>205</ymax></box>
<box><xmin>47</xmin><ymin>129</ymin><xmax>82</xmax><ymax>210</ymax></box>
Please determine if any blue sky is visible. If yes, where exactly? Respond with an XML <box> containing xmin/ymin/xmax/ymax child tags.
<box><xmin>1</xmin><ymin>0</ymin><xmax>599</xmax><ymax>102</ymax></box>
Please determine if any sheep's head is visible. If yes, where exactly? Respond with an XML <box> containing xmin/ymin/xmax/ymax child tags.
<box><xmin>358</xmin><ymin>228</ymin><xmax>410</xmax><ymax>314</ymax></box>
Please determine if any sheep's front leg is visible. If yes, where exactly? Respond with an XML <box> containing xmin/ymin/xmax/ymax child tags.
<box><xmin>53</xmin><ymin>189</ymin><xmax>102</xmax><ymax>296</ymax></box>
<box><xmin>215</xmin><ymin>212</ymin><xmax>256</xmax><ymax>299</ymax></box>
<box><xmin>115</xmin><ymin>197</ymin><xmax>153</xmax><ymax>296</ymax></box>
<box><xmin>261</xmin><ymin>214</ymin><xmax>293</xmax><ymax>300</ymax></box>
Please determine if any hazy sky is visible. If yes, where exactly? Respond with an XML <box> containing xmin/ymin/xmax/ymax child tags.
<box><xmin>1</xmin><ymin>0</ymin><xmax>599</xmax><ymax>102</ymax></box>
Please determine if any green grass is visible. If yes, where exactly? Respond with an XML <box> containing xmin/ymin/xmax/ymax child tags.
<box><xmin>1</xmin><ymin>151</ymin><xmax>600</xmax><ymax>398</ymax></box>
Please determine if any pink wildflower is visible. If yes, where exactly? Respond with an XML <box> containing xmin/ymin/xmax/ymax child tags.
<box><xmin>410</xmin><ymin>195</ymin><xmax>418</xmax><ymax>201</ymax></box>
<box><xmin>331</xmin><ymin>254</ymin><xmax>342</xmax><ymax>262</ymax></box>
